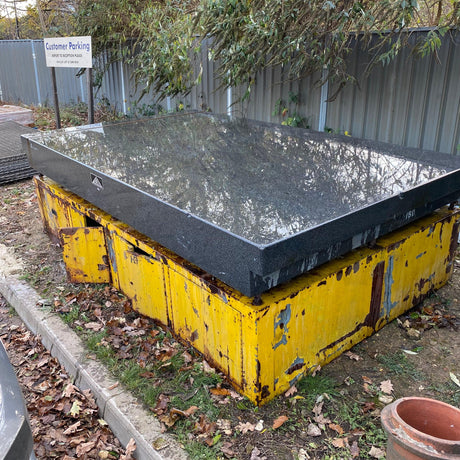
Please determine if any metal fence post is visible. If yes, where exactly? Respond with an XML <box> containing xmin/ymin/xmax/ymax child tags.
<box><xmin>30</xmin><ymin>40</ymin><xmax>42</xmax><ymax>106</ymax></box>
<box><xmin>318</xmin><ymin>66</ymin><xmax>329</xmax><ymax>132</ymax></box>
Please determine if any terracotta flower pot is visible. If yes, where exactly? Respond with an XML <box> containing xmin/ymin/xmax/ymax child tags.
<box><xmin>381</xmin><ymin>396</ymin><xmax>460</xmax><ymax>459</ymax></box>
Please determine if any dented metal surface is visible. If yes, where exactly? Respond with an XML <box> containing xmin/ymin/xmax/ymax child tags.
<box><xmin>35</xmin><ymin>176</ymin><xmax>460</xmax><ymax>404</ymax></box>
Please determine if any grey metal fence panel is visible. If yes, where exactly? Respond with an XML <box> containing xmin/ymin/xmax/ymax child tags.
<box><xmin>325</xmin><ymin>30</ymin><xmax>460</xmax><ymax>154</ymax></box>
<box><xmin>0</xmin><ymin>40</ymin><xmax>38</xmax><ymax>103</ymax></box>
<box><xmin>0</xmin><ymin>39</ymin><xmax>87</xmax><ymax>106</ymax></box>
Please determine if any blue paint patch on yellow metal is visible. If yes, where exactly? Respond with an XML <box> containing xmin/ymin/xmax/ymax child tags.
<box><xmin>274</xmin><ymin>304</ymin><xmax>291</xmax><ymax>349</ymax></box>
<box><xmin>105</xmin><ymin>234</ymin><xmax>117</xmax><ymax>273</ymax></box>
<box><xmin>289</xmin><ymin>374</ymin><xmax>303</xmax><ymax>388</ymax></box>
<box><xmin>416</xmin><ymin>251</ymin><xmax>427</xmax><ymax>259</ymax></box>
<box><xmin>383</xmin><ymin>256</ymin><xmax>397</xmax><ymax>316</ymax></box>
<box><xmin>220</xmin><ymin>292</ymin><xmax>228</xmax><ymax>304</ymax></box>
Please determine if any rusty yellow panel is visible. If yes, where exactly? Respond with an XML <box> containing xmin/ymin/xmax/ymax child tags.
<box><xmin>164</xmin><ymin>260</ymin><xmax>245</xmax><ymax>391</ymax></box>
<box><xmin>34</xmin><ymin>176</ymin><xmax>460</xmax><ymax>405</ymax></box>
<box><xmin>248</xmin><ymin>208</ymin><xmax>460</xmax><ymax>404</ymax></box>
<box><xmin>59</xmin><ymin>226</ymin><xmax>111</xmax><ymax>283</ymax></box>
<box><xmin>105</xmin><ymin>230</ymin><xmax>169</xmax><ymax>325</ymax></box>
<box><xmin>34</xmin><ymin>176</ymin><xmax>86</xmax><ymax>242</ymax></box>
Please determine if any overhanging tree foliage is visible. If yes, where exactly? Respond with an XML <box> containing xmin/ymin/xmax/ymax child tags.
<box><xmin>73</xmin><ymin>0</ymin><xmax>460</xmax><ymax>100</ymax></box>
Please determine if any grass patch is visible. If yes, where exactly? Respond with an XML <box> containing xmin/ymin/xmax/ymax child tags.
<box><xmin>377</xmin><ymin>350</ymin><xmax>423</xmax><ymax>381</ymax></box>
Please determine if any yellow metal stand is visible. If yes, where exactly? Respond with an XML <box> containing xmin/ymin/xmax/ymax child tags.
<box><xmin>34</xmin><ymin>176</ymin><xmax>460</xmax><ymax>404</ymax></box>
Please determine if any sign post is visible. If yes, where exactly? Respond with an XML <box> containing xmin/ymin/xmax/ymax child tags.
<box><xmin>43</xmin><ymin>36</ymin><xmax>93</xmax><ymax>127</ymax></box>
<box><xmin>50</xmin><ymin>67</ymin><xmax>61</xmax><ymax>129</ymax></box>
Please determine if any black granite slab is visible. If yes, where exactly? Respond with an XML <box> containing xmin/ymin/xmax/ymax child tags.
<box><xmin>22</xmin><ymin>112</ymin><xmax>460</xmax><ymax>296</ymax></box>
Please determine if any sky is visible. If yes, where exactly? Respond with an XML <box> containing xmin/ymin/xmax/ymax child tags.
<box><xmin>1</xmin><ymin>0</ymin><xmax>35</xmax><ymax>17</ymax></box>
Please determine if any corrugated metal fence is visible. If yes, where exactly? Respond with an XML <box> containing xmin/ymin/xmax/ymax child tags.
<box><xmin>1</xmin><ymin>31</ymin><xmax>459</xmax><ymax>154</ymax></box>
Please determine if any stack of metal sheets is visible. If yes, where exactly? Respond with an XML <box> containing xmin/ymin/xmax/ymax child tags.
<box><xmin>0</xmin><ymin>121</ymin><xmax>36</xmax><ymax>185</ymax></box>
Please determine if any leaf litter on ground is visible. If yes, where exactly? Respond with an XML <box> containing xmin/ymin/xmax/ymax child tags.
<box><xmin>0</xmin><ymin>297</ymin><xmax>136</xmax><ymax>459</ymax></box>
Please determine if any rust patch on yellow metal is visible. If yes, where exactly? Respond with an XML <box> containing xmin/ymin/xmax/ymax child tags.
<box><xmin>34</xmin><ymin>176</ymin><xmax>460</xmax><ymax>405</ymax></box>
<box><xmin>59</xmin><ymin>226</ymin><xmax>111</xmax><ymax>284</ymax></box>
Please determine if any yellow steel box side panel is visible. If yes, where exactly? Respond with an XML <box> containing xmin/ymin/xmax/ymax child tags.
<box><xmin>376</xmin><ymin>211</ymin><xmax>459</xmax><ymax>321</ymax></box>
<box><xmin>250</xmin><ymin>209</ymin><xmax>459</xmax><ymax>403</ymax></box>
<box><xmin>246</xmin><ymin>252</ymin><xmax>380</xmax><ymax>403</ymax></box>
<box><xmin>59</xmin><ymin>226</ymin><xmax>111</xmax><ymax>284</ymax></box>
<box><xmin>105</xmin><ymin>229</ymin><xmax>169</xmax><ymax>326</ymax></box>
<box><xmin>33</xmin><ymin>176</ymin><xmax>460</xmax><ymax>404</ymax></box>
<box><xmin>164</xmin><ymin>260</ymin><xmax>244</xmax><ymax>391</ymax></box>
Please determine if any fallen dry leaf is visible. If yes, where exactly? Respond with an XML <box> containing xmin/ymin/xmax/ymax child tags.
<box><xmin>284</xmin><ymin>385</ymin><xmax>298</xmax><ymax>397</ymax></box>
<box><xmin>76</xmin><ymin>440</ymin><xmax>97</xmax><ymax>456</ymax></box>
<box><xmin>307</xmin><ymin>423</ymin><xmax>322</xmax><ymax>437</ymax></box>
<box><xmin>312</xmin><ymin>365</ymin><xmax>321</xmax><ymax>376</ymax></box>
<box><xmin>298</xmin><ymin>448</ymin><xmax>311</xmax><ymax>460</ymax></box>
<box><xmin>182</xmin><ymin>351</ymin><xmax>193</xmax><ymax>363</ymax></box>
<box><xmin>406</xmin><ymin>327</ymin><xmax>421</xmax><ymax>338</ymax></box>
<box><xmin>313</xmin><ymin>401</ymin><xmax>323</xmax><ymax>416</ymax></box>
<box><xmin>369</xmin><ymin>446</ymin><xmax>386</xmax><ymax>458</ymax></box>
<box><xmin>315</xmin><ymin>413</ymin><xmax>331</xmax><ymax>425</ymax></box>
<box><xmin>220</xmin><ymin>441</ymin><xmax>235</xmax><ymax>457</ymax></box>
<box><xmin>202</xmin><ymin>360</ymin><xmax>215</xmax><ymax>373</ymax></box>
<box><xmin>62</xmin><ymin>421</ymin><xmax>81</xmax><ymax>435</ymax></box>
<box><xmin>69</xmin><ymin>400</ymin><xmax>81</xmax><ymax>417</ymax></box>
<box><xmin>250</xmin><ymin>446</ymin><xmax>267</xmax><ymax>460</ymax></box>
<box><xmin>210</xmin><ymin>387</ymin><xmax>231</xmax><ymax>396</ymax></box>
<box><xmin>151</xmin><ymin>437</ymin><xmax>170</xmax><ymax>450</ymax></box>
<box><xmin>120</xmin><ymin>438</ymin><xmax>137</xmax><ymax>460</ymax></box>
<box><xmin>329</xmin><ymin>423</ymin><xmax>344</xmax><ymax>435</ymax></box>
<box><xmin>170</xmin><ymin>405</ymin><xmax>199</xmax><ymax>418</ymax></box>
<box><xmin>84</xmin><ymin>321</ymin><xmax>103</xmax><ymax>331</ymax></box>
<box><xmin>331</xmin><ymin>437</ymin><xmax>348</xmax><ymax>448</ymax></box>
<box><xmin>272</xmin><ymin>415</ymin><xmax>288</xmax><ymax>429</ymax></box>
<box><xmin>450</xmin><ymin>372</ymin><xmax>460</xmax><ymax>388</ymax></box>
<box><xmin>159</xmin><ymin>412</ymin><xmax>179</xmax><ymax>428</ymax></box>
<box><xmin>345</xmin><ymin>351</ymin><xmax>362</xmax><ymax>361</ymax></box>
<box><xmin>379</xmin><ymin>379</ymin><xmax>393</xmax><ymax>394</ymax></box>
<box><xmin>195</xmin><ymin>414</ymin><xmax>217</xmax><ymax>436</ymax></box>
<box><xmin>236</xmin><ymin>421</ymin><xmax>255</xmax><ymax>434</ymax></box>
<box><xmin>153</xmin><ymin>394</ymin><xmax>169</xmax><ymax>415</ymax></box>
<box><xmin>350</xmin><ymin>440</ymin><xmax>360</xmax><ymax>458</ymax></box>
<box><xmin>62</xmin><ymin>383</ymin><xmax>78</xmax><ymax>398</ymax></box>
<box><xmin>363</xmin><ymin>382</ymin><xmax>374</xmax><ymax>395</ymax></box>
<box><xmin>216</xmin><ymin>419</ymin><xmax>232</xmax><ymax>435</ymax></box>
<box><xmin>361</xmin><ymin>401</ymin><xmax>376</xmax><ymax>414</ymax></box>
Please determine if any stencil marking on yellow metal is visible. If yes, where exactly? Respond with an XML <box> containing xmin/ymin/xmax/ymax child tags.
<box><xmin>59</xmin><ymin>226</ymin><xmax>111</xmax><ymax>283</ymax></box>
<box><xmin>34</xmin><ymin>176</ymin><xmax>460</xmax><ymax>404</ymax></box>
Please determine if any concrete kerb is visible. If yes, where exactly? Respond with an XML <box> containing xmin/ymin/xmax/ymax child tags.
<box><xmin>0</xmin><ymin>262</ymin><xmax>188</xmax><ymax>460</ymax></box>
